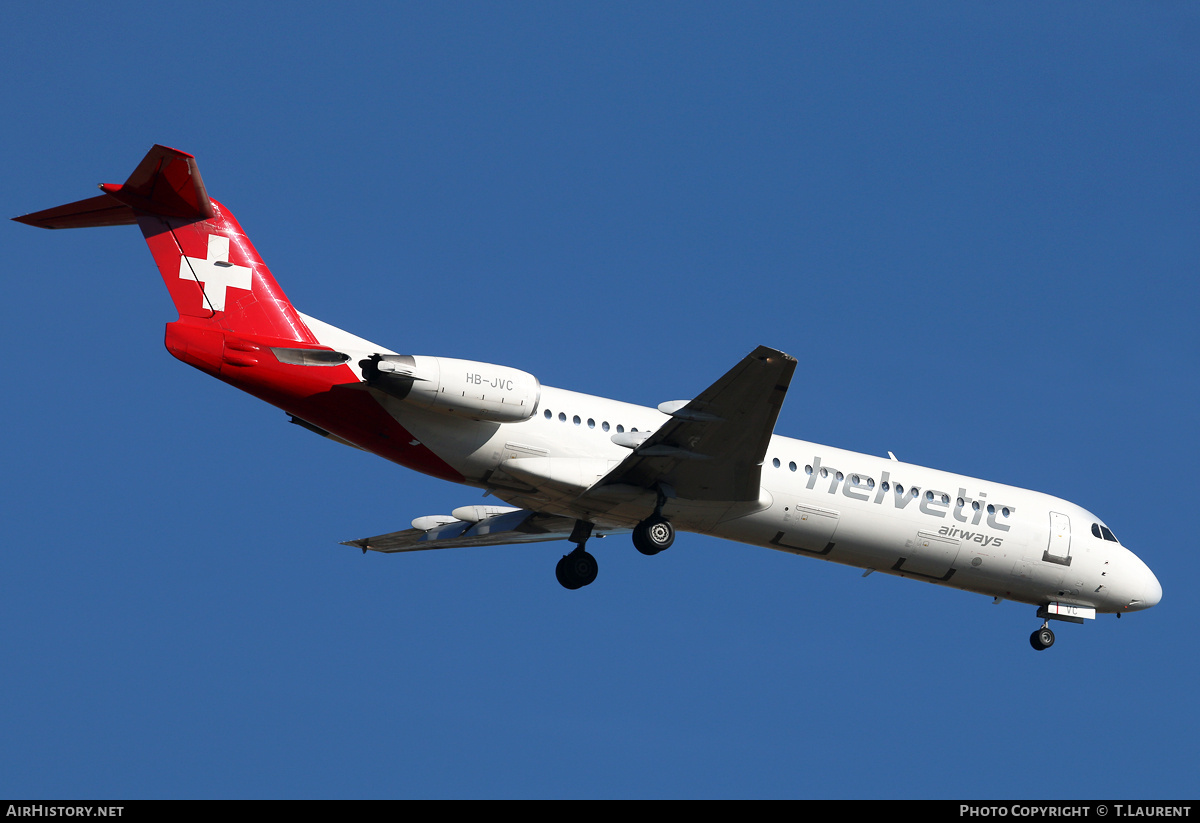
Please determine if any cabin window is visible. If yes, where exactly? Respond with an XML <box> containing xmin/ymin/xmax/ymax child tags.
<box><xmin>573</xmin><ymin>415</ymin><xmax>581</xmax><ymax>425</ymax></box>
<box><xmin>558</xmin><ymin>412</ymin><xmax>567</xmax><ymax>422</ymax></box>
<box><xmin>805</xmin><ymin>465</ymin><xmax>813</xmax><ymax>475</ymax></box>
<box><xmin>616</xmin><ymin>424</ymin><xmax>624</xmax><ymax>433</ymax></box>
<box><xmin>789</xmin><ymin>461</ymin><xmax>797</xmax><ymax>472</ymax></box>
<box><xmin>772</xmin><ymin>458</ymin><xmax>780</xmax><ymax>468</ymax></box>
<box><xmin>882</xmin><ymin>481</ymin><xmax>891</xmax><ymax>492</ymax></box>
<box><xmin>602</xmin><ymin>421</ymin><xmax>610</xmax><ymax>432</ymax></box>
<box><xmin>544</xmin><ymin>409</ymin><xmax>552</xmax><ymax>419</ymax></box>
<box><xmin>587</xmin><ymin>418</ymin><xmax>595</xmax><ymax>429</ymax></box>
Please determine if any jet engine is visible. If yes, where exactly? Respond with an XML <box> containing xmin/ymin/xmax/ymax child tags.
<box><xmin>362</xmin><ymin>354</ymin><xmax>541</xmax><ymax>423</ymax></box>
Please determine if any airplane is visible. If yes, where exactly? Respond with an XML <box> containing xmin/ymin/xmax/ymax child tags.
<box><xmin>14</xmin><ymin>145</ymin><xmax>1162</xmax><ymax>651</ymax></box>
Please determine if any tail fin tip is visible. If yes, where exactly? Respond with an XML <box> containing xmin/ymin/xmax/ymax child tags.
<box><xmin>13</xmin><ymin>144</ymin><xmax>212</xmax><ymax>229</ymax></box>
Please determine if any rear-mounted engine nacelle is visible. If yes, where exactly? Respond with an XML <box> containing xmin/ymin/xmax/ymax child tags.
<box><xmin>362</xmin><ymin>354</ymin><xmax>541</xmax><ymax>423</ymax></box>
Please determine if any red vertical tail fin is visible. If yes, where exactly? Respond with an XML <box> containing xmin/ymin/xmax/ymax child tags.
<box><xmin>14</xmin><ymin>145</ymin><xmax>317</xmax><ymax>345</ymax></box>
<box><xmin>137</xmin><ymin>196</ymin><xmax>317</xmax><ymax>343</ymax></box>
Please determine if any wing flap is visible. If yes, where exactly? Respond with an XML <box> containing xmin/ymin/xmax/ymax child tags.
<box><xmin>343</xmin><ymin>508</ymin><xmax>629</xmax><ymax>553</ymax></box>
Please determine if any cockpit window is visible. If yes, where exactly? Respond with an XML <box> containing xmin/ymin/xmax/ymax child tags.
<box><xmin>1092</xmin><ymin>522</ymin><xmax>1119</xmax><ymax>543</ymax></box>
<box><xmin>1091</xmin><ymin>523</ymin><xmax>1103</xmax><ymax>539</ymax></box>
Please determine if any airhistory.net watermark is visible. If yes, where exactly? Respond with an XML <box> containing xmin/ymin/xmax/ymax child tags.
<box><xmin>6</xmin><ymin>807</ymin><xmax>123</xmax><ymax>817</ymax></box>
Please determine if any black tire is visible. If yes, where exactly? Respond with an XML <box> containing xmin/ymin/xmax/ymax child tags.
<box><xmin>556</xmin><ymin>554</ymin><xmax>582</xmax><ymax>589</ymax></box>
<box><xmin>633</xmin><ymin>516</ymin><xmax>675</xmax><ymax>556</ymax></box>
<box><xmin>1029</xmin><ymin>627</ymin><xmax>1055</xmax><ymax>651</ymax></box>
<box><xmin>556</xmin><ymin>551</ymin><xmax>597</xmax><ymax>589</ymax></box>
<box><xmin>572</xmin><ymin>550</ymin><xmax>598</xmax><ymax>587</ymax></box>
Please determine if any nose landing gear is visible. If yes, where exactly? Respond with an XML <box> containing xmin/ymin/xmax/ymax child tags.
<box><xmin>1030</xmin><ymin>622</ymin><xmax>1055</xmax><ymax>651</ymax></box>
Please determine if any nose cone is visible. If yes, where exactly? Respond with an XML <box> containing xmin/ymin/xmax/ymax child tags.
<box><xmin>1141</xmin><ymin>565</ymin><xmax>1163</xmax><ymax>609</ymax></box>
<box><xmin>1126</xmin><ymin>556</ymin><xmax>1162</xmax><ymax>611</ymax></box>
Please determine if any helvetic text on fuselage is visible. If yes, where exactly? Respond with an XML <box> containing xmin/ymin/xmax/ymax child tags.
<box><xmin>804</xmin><ymin>455</ymin><xmax>1011</xmax><ymax>546</ymax></box>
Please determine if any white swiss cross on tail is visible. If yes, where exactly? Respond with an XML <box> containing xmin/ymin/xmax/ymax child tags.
<box><xmin>179</xmin><ymin>234</ymin><xmax>252</xmax><ymax>312</ymax></box>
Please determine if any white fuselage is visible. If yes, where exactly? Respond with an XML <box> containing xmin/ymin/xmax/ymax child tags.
<box><xmin>355</xmin><ymin>370</ymin><xmax>1159</xmax><ymax>614</ymax></box>
<box><xmin>297</xmin><ymin>317</ymin><xmax>1160</xmax><ymax>616</ymax></box>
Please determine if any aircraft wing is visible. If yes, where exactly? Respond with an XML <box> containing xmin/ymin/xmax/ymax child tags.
<box><xmin>592</xmin><ymin>345</ymin><xmax>796</xmax><ymax>502</ymax></box>
<box><xmin>343</xmin><ymin>508</ymin><xmax>630</xmax><ymax>553</ymax></box>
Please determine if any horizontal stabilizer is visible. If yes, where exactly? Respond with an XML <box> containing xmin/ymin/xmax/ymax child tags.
<box><xmin>12</xmin><ymin>194</ymin><xmax>136</xmax><ymax>230</ymax></box>
<box><xmin>13</xmin><ymin>145</ymin><xmax>212</xmax><ymax>229</ymax></box>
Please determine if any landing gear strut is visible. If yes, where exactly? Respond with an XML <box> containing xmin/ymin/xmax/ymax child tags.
<box><xmin>1030</xmin><ymin>622</ymin><xmax>1055</xmax><ymax>651</ymax></box>
<box><xmin>556</xmin><ymin>520</ymin><xmax>598</xmax><ymax>590</ymax></box>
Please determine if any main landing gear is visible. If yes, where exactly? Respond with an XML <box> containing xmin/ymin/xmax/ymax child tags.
<box><xmin>556</xmin><ymin>521</ymin><xmax>598</xmax><ymax>590</ymax></box>
<box><xmin>632</xmin><ymin>515</ymin><xmax>675</xmax><ymax>556</ymax></box>
<box><xmin>1030</xmin><ymin>622</ymin><xmax>1055</xmax><ymax>651</ymax></box>
<box><xmin>555</xmin><ymin>549</ymin><xmax>598</xmax><ymax>590</ymax></box>
<box><xmin>632</xmin><ymin>487</ymin><xmax>675</xmax><ymax>556</ymax></box>
<box><xmin>554</xmin><ymin>510</ymin><xmax>678</xmax><ymax>590</ymax></box>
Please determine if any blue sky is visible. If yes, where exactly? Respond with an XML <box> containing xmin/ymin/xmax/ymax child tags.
<box><xmin>2</xmin><ymin>2</ymin><xmax>1197</xmax><ymax>799</ymax></box>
